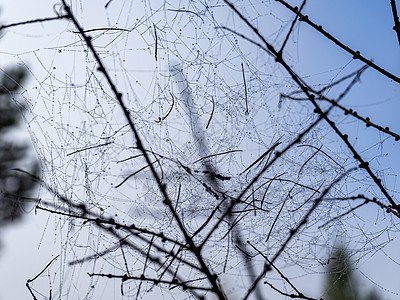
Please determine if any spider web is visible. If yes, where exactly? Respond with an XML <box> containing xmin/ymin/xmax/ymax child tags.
<box><xmin>1</xmin><ymin>0</ymin><xmax>399</xmax><ymax>299</ymax></box>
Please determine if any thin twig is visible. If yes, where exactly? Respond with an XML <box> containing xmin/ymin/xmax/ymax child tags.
<box><xmin>278</xmin><ymin>0</ymin><xmax>307</xmax><ymax>54</ymax></box>
<box><xmin>72</xmin><ymin>27</ymin><xmax>129</xmax><ymax>33</ymax></box>
<box><xmin>154</xmin><ymin>24</ymin><xmax>158</xmax><ymax>61</ymax></box>
<box><xmin>297</xmin><ymin>144</ymin><xmax>344</xmax><ymax>170</ymax></box>
<box><xmin>26</xmin><ymin>255</ymin><xmax>60</xmax><ymax>300</ymax></box>
<box><xmin>66</xmin><ymin>141</ymin><xmax>112</xmax><ymax>156</ymax></box>
<box><xmin>167</xmin><ymin>9</ymin><xmax>204</xmax><ymax>22</ymax></box>
<box><xmin>205</xmin><ymin>96</ymin><xmax>215</xmax><ymax>129</ymax></box>
<box><xmin>318</xmin><ymin>200</ymin><xmax>368</xmax><ymax>228</ymax></box>
<box><xmin>155</xmin><ymin>93</ymin><xmax>174</xmax><ymax>123</ymax></box>
<box><xmin>264</xmin><ymin>280</ymin><xmax>318</xmax><ymax>300</ymax></box>
<box><xmin>27</xmin><ymin>255</ymin><xmax>60</xmax><ymax>283</ymax></box>
<box><xmin>240</xmin><ymin>142</ymin><xmax>281</xmax><ymax>175</ymax></box>
<box><xmin>88</xmin><ymin>273</ymin><xmax>213</xmax><ymax>291</ymax></box>
<box><xmin>105</xmin><ymin>0</ymin><xmax>114</xmax><ymax>8</ymax></box>
<box><xmin>0</xmin><ymin>15</ymin><xmax>68</xmax><ymax>31</ymax></box>
<box><xmin>289</xmin><ymin>181</ymin><xmax>324</xmax><ymax>212</ymax></box>
<box><xmin>317</xmin><ymin>65</ymin><xmax>368</xmax><ymax>94</ymax></box>
<box><xmin>266</xmin><ymin>194</ymin><xmax>287</xmax><ymax>243</ymax></box>
<box><xmin>241</xmin><ymin>62</ymin><xmax>249</xmax><ymax>114</ymax></box>
<box><xmin>115</xmin><ymin>163</ymin><xmax>153</xmax><ymax>188</ymax></box>
<box><xmin>193</xmin><ymin>149</ymin><xmax>242</xmax><ymax>164</ymax></box>
<box><xmin>391</xmin><ymin>0</ymin><xmax>400</xmax><ymax>47</ymax></box>
<box><xmin>170</xmin><ymin>184</ymin><xmax>181</xmax><ymax>226</ymax></box>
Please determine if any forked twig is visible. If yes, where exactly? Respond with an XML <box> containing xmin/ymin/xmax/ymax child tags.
<box><xmin>278</xmin><ymin>0</ymin><xmax>307</xmax><ymax>54</ymax></box>
<box><xmin>26</xmin><ymin>255</ymin><xmax>60</xmax><ymax>300</ymax></box>
<box><xmin>275</xmin><ymin>0</ymin><xmax>400</xmax><ymax>83</ymax></box>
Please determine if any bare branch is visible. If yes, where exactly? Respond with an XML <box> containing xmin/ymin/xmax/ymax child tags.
<box><xmin>391</xmin><ymin>0</ymin><xmax>400</xmax><ymax>47</ymax></box>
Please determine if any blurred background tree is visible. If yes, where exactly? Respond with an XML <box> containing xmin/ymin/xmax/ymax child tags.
<box><xmin>0</xmin><ymin>65</ymin><xmax>40</xmax><ymax>228</ymax></box>
<box><xmin>324</xmin><ymin>246</ymin><xmax>381</xmax><ymax>300</ymax></box>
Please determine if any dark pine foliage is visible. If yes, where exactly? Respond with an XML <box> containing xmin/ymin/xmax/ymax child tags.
<box><xmin>324</xmin><ymin>246</ymin><xmax>381</xmax><ymax>300</ymax></box>
<box><xmin>324</xmin><ymin>247</ymin><xmax>359</xmax><ymax>300</ymax></box>
<box><xmin>0</xmin><ymin>66</ymin><xmax>39</xmax><ymax>226</ymax></box>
